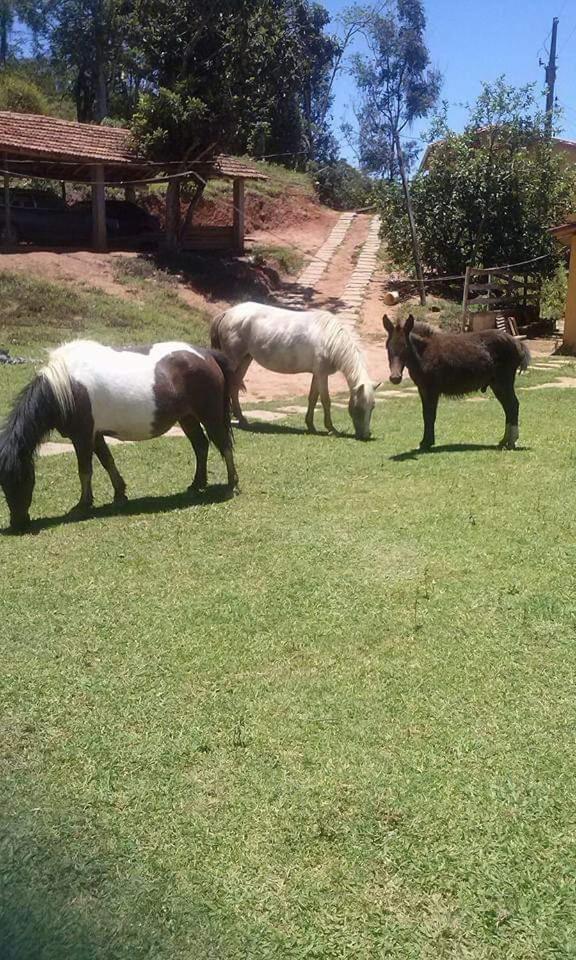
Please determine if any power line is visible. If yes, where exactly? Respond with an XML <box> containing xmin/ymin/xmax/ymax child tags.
<box><xmin>559</xmin><ymin>19</ymin><xmax>576</xmax><ymax>53</ymax></box>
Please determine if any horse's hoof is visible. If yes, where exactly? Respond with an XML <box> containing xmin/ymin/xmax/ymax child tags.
<box><xmin>67</xmin><ymin>503</ymin><xmax>93</xmax><ymax>519</ymax></box>
<box><xmin>419</xmin><ymin>442</ymin><xmax>433</xmax><ymax>451</ymax></box>
<box><xmin>114</xmin><ymin>493</ymin><xmax>128</xmax><ymax>506</ymax></box>
<box><xmin>305</xmin><ymin>424</ymin><xmax>317</xmax><ymax>434</ymax></box>
<box><xmin>234</xmin><ymin>418</ymin><xmax>248</xmax><ymax>430</ymax></box>
<box><xmin>188</xmin><ymin>481</ymin><xmax>207</xmax><ymax>494</ymax></box>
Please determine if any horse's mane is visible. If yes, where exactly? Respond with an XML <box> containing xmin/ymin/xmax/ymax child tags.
<box><xmin>0</xmin><ymin>375</ymin><xmax>60</xmax><ymax>479</ymax></box>
<box><xmin>315</xmin><ymin>312</ymin><xmax>369</xmax><ymax>388</ymax></box>
<box><xmin>412</xmin><ymin>320</ymin><xmax>439</xmax><ymax>338</ymax></box>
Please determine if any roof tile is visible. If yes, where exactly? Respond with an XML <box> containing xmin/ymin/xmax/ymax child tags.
<box><xmin>0</xmin><ymin>112</ymin><xmax>267</xmax><ymax>179</ymax></box>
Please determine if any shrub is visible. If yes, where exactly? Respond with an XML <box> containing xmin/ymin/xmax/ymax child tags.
<box><xmin>0</xmin><ymin>74</ymin><xmax>49</xmax><ymax>115</ymax></box>
<box><xmin>377</xmin><ymin>80</ymin><xmax>576</xmax><ymax>279</ymax></box>
<box><xmin>311</xmin><ymin>161</ymin><xmax>373</xmax><ymax>210</ymax></box>
<box><xmin>541</xmin><ymin>263</ymin><xmax>569</xmax><ymax>320</ymax></box>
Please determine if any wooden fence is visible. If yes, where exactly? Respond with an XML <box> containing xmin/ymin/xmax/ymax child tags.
<box><xmin>461</xmin><ymin>264</ymin><xmax>542</xmax><ymax>331</ymax></box>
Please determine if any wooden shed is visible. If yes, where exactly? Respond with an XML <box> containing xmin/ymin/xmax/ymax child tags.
<box><xmin>0</xmin><ymin>111</ymin><xmax>267</xmax><ymax>253</ymax></box>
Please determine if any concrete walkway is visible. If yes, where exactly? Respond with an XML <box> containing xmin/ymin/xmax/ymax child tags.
<box><xmin>278</xmin><ymin>211</ymin><xmax>356</xmax><ymax>309</ymax></box>
<box><xmin>338</xmin><ymin>216</ymin><xmax>382</xmax><ymax>328</ymax></box>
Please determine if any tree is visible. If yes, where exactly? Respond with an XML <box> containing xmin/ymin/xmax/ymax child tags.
<box><xmin>129</xmin><ymin>0</ymin><xmax>345</xmax><ymax>246</ymax></box>
<box><xmin>0</xmin><ymin>1</ymin><xmax>44</xmax><ymax>66</ymax></box>
<box><xmin>348</xmin><ymin>0</ymin><xmax>440</xmax><ymax>303</ymax></box>
<box><xmin>130</xmin><ymin>0</ymin><xmax>342</xmax><ymax>164</ymax></box>
<box><xmin>0</xmin><ymin>70</ymin><xmax>49</xmax><ymax>111</ymax></box>
<box><xmin>377</xmin><ymin>79</ymin><xmax>576</xmax><ymax>278</ymax></box>
<box><xmin>349</xmin><ymin>1</ymin><xmax>439</xmax><ymax>178</ymax></box>
<box><xmin>18</xmin><ymin>0</ymin><xmax>133</xmax><ymax>121</ymax></box>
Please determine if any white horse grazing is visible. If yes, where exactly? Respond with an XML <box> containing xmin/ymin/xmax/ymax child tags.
<box><xmin>211</xmin><ymin>302</ymin><xmax>378</xmax><ymax>440</ymax></box>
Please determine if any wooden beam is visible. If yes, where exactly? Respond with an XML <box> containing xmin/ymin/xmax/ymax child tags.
<box><xmin>233</xmin><ymin>178</ymin><xmax>245</xmax><ymax>254</ymax></box>
<box><xmin>2</xmin><ymin>166</ymin><xmax>13</xmax><ymax>248</ymax></box>
<box><xmin>91</xmin><ymin>164</ymin><xmax>107</xmax><ymax>252</ymax></box>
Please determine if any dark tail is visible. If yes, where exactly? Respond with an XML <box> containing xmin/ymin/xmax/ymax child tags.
<box><xmin>206</xmin><ymin>348</ymin><xmax>235</xmax><ymax>445</ymax></box>
<box><xmin>0</xmin><ymin>374</ymin><xmax>61</xmax><ymax>479</ymax></box>
<box><xmin>517</xmin><ymin>340</ymin><xmax>531</xmax><ymax>373</ymax></box>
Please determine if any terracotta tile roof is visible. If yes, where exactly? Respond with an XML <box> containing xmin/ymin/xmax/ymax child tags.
<box><xmin>211</xmin><ymin>154</ymin><xmax>268</xmax><ymax>180</ymax></box>
<box><xmin>0</xmin><ymin>112</ymin><xmax>268</xmax><ymax>179</ymax></box>
<box><xmin>0</xmin><ymin>111</ymin><xmax>137</xmax><ymax>163</ymax></box>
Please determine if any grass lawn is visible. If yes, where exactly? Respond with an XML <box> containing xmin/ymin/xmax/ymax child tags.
<box><xmin>2</xmin><ymin>347</ymin><xmax>576</xmax><ymax>958</ymax></box>
<box><xmin>0</xmin><ymin>269</ymin><xmax>209</xmax><ymax>354</ymax></box>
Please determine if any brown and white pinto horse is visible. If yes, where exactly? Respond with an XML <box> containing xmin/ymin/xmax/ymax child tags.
<box><xmin>0</xmin><ymin>339</ymin><xmax>238</xmax><ymax>532</ymax></box>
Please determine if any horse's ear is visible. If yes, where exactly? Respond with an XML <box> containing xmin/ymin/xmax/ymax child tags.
<box><xmin>382</xmin><ymin>314</ymin><xmax>394</xmax><ymax>335</ymax></box>
<box><xmin>404</xmin><ymin>314</ymin><xmax>415</xmax><ymax>336</ymax></box>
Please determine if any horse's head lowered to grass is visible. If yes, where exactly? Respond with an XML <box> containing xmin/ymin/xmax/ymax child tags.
<box><xmin>0</xmin><ymin>458</ymin><xmax>35</xmax><ymax>532</ymax></box>
<box><xmin>0</xmin><ymin>375</ymin><xmax>58</xmax><ymax>532</ymax></box>
<box><xmin>348</xmin><ymin>382</ymin><xmax>376</xmax><ymax>440</ymax></box>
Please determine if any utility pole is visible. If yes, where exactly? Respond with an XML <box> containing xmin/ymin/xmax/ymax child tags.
<box><xmin>541</xmin><ymin>17</ymin><xmax>559</xmax><ymax>137</ymax></box>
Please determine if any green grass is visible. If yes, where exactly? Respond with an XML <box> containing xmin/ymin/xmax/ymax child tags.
<box><xmin>150</xmin><ymin>158</ymin><xmax>316</xmax><ymax>205</ymax></box>
<box><xmin>398</xmin><ymin>296</ymin><xmax>464</xmax><ymax>331</ymax></box>
<box><xmin>2</xmin><ymin>357</ymin><xmax>576</xmax><ymax>958</ymax></box>
<box><xmin>251</xmin><ymin>243</ymin><xmax>304</xmax><ymax>276</ymax></box>
<box><xmin>0</xmin><ymin>270</ymin><xmax>209</xmax><ymax>353</ymax></box>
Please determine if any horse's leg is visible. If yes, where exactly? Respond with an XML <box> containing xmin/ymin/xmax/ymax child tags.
<box><xmin>492</xmin><ymin>378</ymin><xmax>520</xmax><ymax>449</ymax></box>
<box><xmin>179</xmin><ymin>415</ymin><xmax>209</xmax><ymax>491</ymax></box>
<box><xmin>318</xmin><ymin>375</ymin><xmax>337</xmax><ymax>434</ymax></box>
<box><xmin>203</xmin><ymin>419</ymin><xmax>238</xmax><ymax>490</ymax></box>
<box><xmin>70</xmin><ymin>434</ymin><xmax>95</xmax><ymax>515</ymax></box>
<box><xmin>232</xmin><ymin>356</ymin><xmax>252</xmax><ymax>428</ymax></box>
<box><xmin>305</xmin><ymin>375</ymin><xmax>319</xmax><ymax>433</ymax></box>
<box><xmin>419</xmin><ymin>388</ymin><xmax>438</xmax><ymax>450</ymax></box>
<box><xmin>94</xmin><ymin>433</ymin><xmax>127</xmax><ymax>504</ymax></box>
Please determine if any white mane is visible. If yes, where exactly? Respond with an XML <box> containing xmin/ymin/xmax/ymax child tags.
<box><xmin>313</xmin><ymin>312</ymin><xmax>369</xmax><ymax>390</ymax></box>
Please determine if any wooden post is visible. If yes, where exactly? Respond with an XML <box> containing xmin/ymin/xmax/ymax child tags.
<box><xmin>2</xmin><ymin>169</ymin><xmax>12</xmax><ymax>247</ymax></box>
<box><xmin>61</xmin><ymin>181</ymin><xmax>67</xmax><ymax>205</ymax></box>
<box><xmin>124</xmin><ymin>184</ymin><xmax>136</xmax><ymax>203</ymax></box>
<box><xmin>164</xmin><ymin>178</ymin><xmax>181</xmax><ymax>252</ymax></box>
<box><xmin>233</xmin><ymin>178</ymin><xmax>245</xmax><ymax>254</ymax></box>
<box><xmin>461</xmin><ymin>265</ymin><xmax>472</xmax><ymax>330</ymax></box>
<box><xmin>91</xmin><ymin>164</ymin><xmax>107</xmax><ymax>252</ymax></box>
<box><xmin>563</xmin><ymin>235</ymin><xmax>576</xmax><ymax>352</ymax></box>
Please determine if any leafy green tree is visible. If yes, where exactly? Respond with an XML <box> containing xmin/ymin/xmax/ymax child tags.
<box><xmin>0</xmin><ymin>0</ymin><xmax>44</xmax><ymax>66</ymax></box>
<box><xmin>18</xmin><ymin>0</ymin><xmax>132</xmax><ymax>121</ymax></box>
<box><xmin>347</xmin><ymin>0</ymin><xmax>440</xmax><ymax>302</ymax></box>
<box><xmin>349</xmin><ymin>0</ymin><xmax>440</xmax><ymax>180</ymax></box>
<box><xmin>311</xmin><ymin>159</ymin><xmax>373</xmax><ymax>209</ymax></box>
<box><xmin>130</xmin><ymin>0</ymin><xmax>341</xmax><ymax>164</ymax></box>
<box><xmin>377</xmin><ymin>79</ymin><xmax>576</xmax><ymax>277</ymax></box>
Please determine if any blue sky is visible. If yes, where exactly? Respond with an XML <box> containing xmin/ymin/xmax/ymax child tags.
<box><xmin>323</xmin><ymin>0</ymin><xmax>576</xmax><ymax>161</ymax></box>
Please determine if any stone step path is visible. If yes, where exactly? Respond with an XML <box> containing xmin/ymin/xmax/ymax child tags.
<box><xmin>277</xmin><ymin>211</ymin><xmax>356</xmax><ymax>309</ymax></box>
<box><xmin>337</xmin><ymin>215</ymin><xmax>381</xmax><ymax>329</ymax></box>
